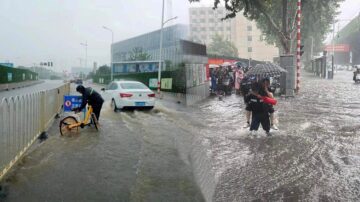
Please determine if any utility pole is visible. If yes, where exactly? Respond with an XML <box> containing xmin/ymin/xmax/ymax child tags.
<box><xmin>80</xmin><ymin>41</ymin><xmax>88</xmax><ymax>68</ymax></box>
<box><xmin>103</xmin><ymin>26</ymin><xmax>114</xmax><ymax>81</ymax></box>
<box><xmin>158</xmin><ymin>0</ymin><xmax>165</xmax><ymax>95</ymax></box>
<box><xmin>296</xmin><ymin>0</ymin><xmax>301</xmax><ymax>92</ymax></box>
<box><xmin>310</xmin><ymin>36</ymin><xmax>314</xmax><ymax>60</ymax></box>
<box><xmin>157</xmin><ymin>0</ymin><xmax>177</xmax><ymax>95</ymax></box>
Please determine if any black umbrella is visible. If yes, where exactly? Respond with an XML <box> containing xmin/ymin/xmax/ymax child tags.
<box><xmin>245</xmin><ymin>63</ymin><xmax>287</xmax><ymax>78</ymax></box>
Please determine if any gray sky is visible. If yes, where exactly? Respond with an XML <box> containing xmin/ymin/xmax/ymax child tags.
<box><xmin>0</xmin><ymin>0</ymin><xmax>191</xmax><ymax>71</ymax></box>
<box><xmin>0</xmin><ymin>0</ymin><xmax>358</xmax><ymax>72</ymax></box>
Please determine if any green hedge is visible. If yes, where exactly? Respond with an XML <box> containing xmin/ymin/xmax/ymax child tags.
<box><xmin>93</xmin><ymin>68</ymin><xmax>186</xmax><ymax>93</ymax></box>
<box><xmin>0</xmin><ymin>65</ymin><xmax>38</xmax><ymax>84</ymax></box>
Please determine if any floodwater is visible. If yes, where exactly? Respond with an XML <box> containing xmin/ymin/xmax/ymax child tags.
<box><xmin>2</xmin><ymin>71</ymin><xmax>360</xmax><ymax>201</ymax></box>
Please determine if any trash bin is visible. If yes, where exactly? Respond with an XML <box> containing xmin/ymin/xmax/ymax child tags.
<box><xmin>328</xmin><ymin>71</ymin><xmax>333</xmax><ymax>79</ymax></box>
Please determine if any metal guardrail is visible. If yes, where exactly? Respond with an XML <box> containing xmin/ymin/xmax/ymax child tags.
<box><xmin>0</xmin><ymin>83</ymin><xmax>70</xmax><ymax>181</ymax></box>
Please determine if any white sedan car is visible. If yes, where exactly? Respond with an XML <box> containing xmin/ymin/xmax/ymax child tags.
<box><xmin>102</xmin><ymin>81</ymin><xmax>156</xmax><ymax>111</ymax></box>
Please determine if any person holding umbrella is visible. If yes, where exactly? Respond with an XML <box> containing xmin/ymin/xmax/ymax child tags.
<box><xmin>242</xmin><ymin>63</ymin><xmax>285</xmax><ymax>129</ymax></box>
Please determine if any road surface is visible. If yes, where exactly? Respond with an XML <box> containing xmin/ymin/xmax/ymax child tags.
<box><xmin>2</xmin><ymin>70</ymin><xmax>360</xmax><ymax>201</ymax></box>
<box><xmin>0</xmin><ymin>80</ymin><xmax>64</xmax><ymax>100</ymax></box>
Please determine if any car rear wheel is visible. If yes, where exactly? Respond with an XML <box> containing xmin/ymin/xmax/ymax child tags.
<box><xmin>111</xmin><ymin>99</ymin><xmax>118</xmax><ymax>112</ymax></box>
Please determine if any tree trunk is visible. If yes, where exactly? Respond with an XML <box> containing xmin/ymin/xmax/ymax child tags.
<box><xmin>282</xmin><ymin>0</ymin><xmax>290</xmax><ymax>54</ymax></box>
<box><xmin>254</xmin><ymin>0</ymin><xmax>290</xmax><ymax>53</ymax></box>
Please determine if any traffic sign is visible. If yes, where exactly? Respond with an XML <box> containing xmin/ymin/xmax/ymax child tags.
<box><xmin>64</xmin><ymin>95</ymin><xmax>83</xmax><ymax>112</ymax></box>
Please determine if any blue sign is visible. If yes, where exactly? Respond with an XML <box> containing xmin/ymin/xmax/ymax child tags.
<box><xmin>64</xmin><ymin>95</ymin><xmax>83</xmax><ymax>112</ymax></box>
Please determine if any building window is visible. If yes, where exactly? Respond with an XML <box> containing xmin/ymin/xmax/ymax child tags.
<box><xmin>200</xmin><ymin>10</ymin><xmax>205</xmax><ymax>15</ymax></box>
<box><xmin>191</xmin><ymin>10</ymin><xmax>197</xmax><ymax>15</ymax></box>
<box><xmin>200</xmin><ymin>19</ymin><xmax>206</xmax><ymax>23</ymax></box>
<box><xmin>248</xmin><ymin>36</ymin><xmax>252</xmax><ymax>41</ymax></box>
<box><xmin>218</xmin><ymin>27</ymin><xmax>223</xmax><ymax>31</ymax></box>
<box><xmin>209</xmin><ymin>27</ymin><xmax>215</xmax><ymax>31</ymax></box>
<box><xmin>248</xmin><ymin>47</ymin><xmax>253</xmax><ymax>52</ymax></box>
<box><xmin>202</xmin><ymin>27</ymin><xmax>207</xmax><ymax>31</ymax></box>
<box><xmin>209</xmin><ymin>18</ymin><xmax>214</xmax><ymax>23</ymax></box>
<box><xmin>192</xmin><ymin>27</ymin><xmax>198</xmax><ymax>32</ymax></box>
<box><xmin>247</xmin><ymin>25</ymin><xmax>252</xmax><ymax>31</ymax></box>
<box><xmin>226</xmin><ymin>26</ymin><xmax>231</xmax><ymax>31</ymax></box>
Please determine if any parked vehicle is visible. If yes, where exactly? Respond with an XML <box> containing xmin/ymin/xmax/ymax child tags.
<box><xmin>102</xmin><ymin>81</ymin><xmax>155</xmax><ymax>111</ymax></box>
<box><xmin>75</xmin><ymin>79</ymin><xmax>83</xmax><ymax>85</ymax></box>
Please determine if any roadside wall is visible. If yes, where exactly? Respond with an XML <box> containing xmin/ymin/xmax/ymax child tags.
<box><xmin>0</xmin><ymin>65</ymin><xmax>38</xmax><ymax>84</ymax></box>
<box><xmin>0</xmin><ymin>83</ymin><xmax>70</xmax><ymax>181</ymax></box>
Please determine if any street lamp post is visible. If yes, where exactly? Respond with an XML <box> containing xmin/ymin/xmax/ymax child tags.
<box><xmin>158</xmin><ymin>0</ymin><xmax>177</xmax><ymax>95</ymax></box>
<box><xmin>80</xmin><ymin>41</ymin><xmax>88</xmax><ymax>69</ymax></box>
<box><xmin>103</xmin><ymin>26</ymin><xmax>114</xmax><ymax>81</ymax></box>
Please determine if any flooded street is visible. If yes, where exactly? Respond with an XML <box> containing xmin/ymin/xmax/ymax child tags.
<box><xmin>196</xmin><ymin>70</ymin><xmax>360</xmax><ymax>201</ymax></box>
<box><xmin>3</xmin><ymin>70</ymin><xmax>360</xmax><ymax>201</ymax></box>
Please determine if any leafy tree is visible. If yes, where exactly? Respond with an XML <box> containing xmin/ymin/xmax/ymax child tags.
<box><xmin>128</xmin><ymin>47</ymin><xmax>152</xmax><ymax>61</ymax></box>
<box><xmin>86</xmin><ymin>72</ymin><xmax>95</xmax><ymax>80</ymax></box>
<box><xmin>96</xmin><ymin>65</ymin><xmax>111</xmax><ymax>75</ymax></box>
<box><xmin>190</xmin><ymin>0</ymin><xmax>343</xmax><ymax>54</ymax></box>
<box><xmin>207</xmin><ymin>34</ymin><xmax>239</xmax><ymax>57</ymax></box>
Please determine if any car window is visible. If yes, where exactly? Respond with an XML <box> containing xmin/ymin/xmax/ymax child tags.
<box><xmin>120</xmin><ymin>83</ymin><xmax>148</xmax><ymax>90</ymax></box>
<box><xmin>111</xmin><ymin>83</ymin><xmax>118</xmax><ymax>90</ymax></box>
<box><xmin>107</xmin><ymin>82</ymin><xmax>113</xmax><ymax>90</ymax></box>
<box><xmin>108</xmin><ymin>83</ymin><xmax>117</xmax><ymax>90</ymax></box>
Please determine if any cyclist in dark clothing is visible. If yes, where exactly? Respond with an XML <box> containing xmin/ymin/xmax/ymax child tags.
<box><xmin>73</xmin><ymin>85</ymin><xmax>104</xmax><ymax>121</ymax></box>
<box><xmin>245</xmin><ymin>82</ymin><xmax>271</xmax><ymax>135</ymax></box>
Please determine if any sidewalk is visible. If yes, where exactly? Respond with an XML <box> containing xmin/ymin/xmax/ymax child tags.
<box><xmin>2</xmin><ymin>99</ymin><xmax>204</xmax><ymax>202</ymax></box>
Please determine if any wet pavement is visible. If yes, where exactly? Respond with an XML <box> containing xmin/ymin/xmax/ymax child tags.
<box><xmin>2</xmin><ymin>70</ymin><xmax>360</xmax><ymax>201</ymax></box>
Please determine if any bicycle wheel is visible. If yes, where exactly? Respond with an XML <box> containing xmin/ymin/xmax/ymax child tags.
<box><xmin>59</xmin><ymin>116</ymin><xmax>79</xmax><ymax>136</ymax></box>
<box><xmin>90</xmin><ymin>113</ymin><xmax>99</xmax><ymax>131</ymax></box>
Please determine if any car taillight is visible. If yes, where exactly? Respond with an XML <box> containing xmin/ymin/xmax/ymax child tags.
<box><xmin>120</xmin><ymin>93</ymin><xmax>133</xmax><ymax>98</ymax></box>
<box><xmin>148</xmin><ymin>93</ymin><xmax>156</xmax><ymax>97</ymax></box>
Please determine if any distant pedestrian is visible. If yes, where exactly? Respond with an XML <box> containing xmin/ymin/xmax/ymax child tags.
<box><xmin>245</xmin><ymin>82</ymin><xmax>271</xmax><ymax>136</ymax></box>
<box><xmin>235</xmin><ymin>68</ymin><xmax>244</xmax><ymax>94</ymax></box>
<box><xmin>210</xmin><ymin>67</ymin><xmax>218</xmax><ymax>93</ymax></box>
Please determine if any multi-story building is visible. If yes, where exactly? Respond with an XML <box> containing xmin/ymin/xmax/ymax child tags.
<box><xmin>189</xmin><ymin>7</ymin><xmax>279</xmax><ymax>62</ymax></box>
<box><xmin>106</xmin><ymin>24</ymin><xmax>209</xmax><ymax>105</ymax></box>
<box><xmin>189</xmin><ymin>7</ymin><xmax>236</xmax><ymax>44</ymax></box>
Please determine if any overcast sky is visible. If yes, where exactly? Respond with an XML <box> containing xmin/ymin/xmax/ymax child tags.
<box><xmin>0</xmin><ymin>0</ymin><xmax>359</xmax><ymax>72</ymax></box>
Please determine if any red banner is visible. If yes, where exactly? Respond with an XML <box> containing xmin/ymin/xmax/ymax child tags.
<box><xmin>324</xmin><ymin>44</ymin><xmax>350</xmax><ymax>52</ymax></box>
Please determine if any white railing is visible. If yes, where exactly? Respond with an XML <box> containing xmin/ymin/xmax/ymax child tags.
<box><xmin>0</xmin><ymin>83</ymin><xmax>70</xmax><ymax>181</ymax></box>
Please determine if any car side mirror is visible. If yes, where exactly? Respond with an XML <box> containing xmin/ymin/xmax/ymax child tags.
<box><xmin>101</xmin><ymin>88</ymin><xmax>105</xmax><ymax>91</ymax></box>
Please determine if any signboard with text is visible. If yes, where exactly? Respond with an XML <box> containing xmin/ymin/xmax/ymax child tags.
<box><xmin>149</xmin><ymin>78</ymin><xmax>158</xmax><ymax>89</ymax></box>
<box><xmin>324</xmin><ymin>44</ymin><xmax>350</xmax><ymax>52</ymax></box>
<box><xmin>64</xmin><ymin>95</ymin><xmax>84</xmax><ymax>112</ymax></box>
<box><xmin>161</xmin><ymin>78</ymin><xmax>172</xmax><ymax>90</ymax></box>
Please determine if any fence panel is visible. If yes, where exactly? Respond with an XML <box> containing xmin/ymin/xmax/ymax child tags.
<box><xmin>0</xmin><ymin>83</ymin><xmax>70</xmax><ymax>180</ymax></box>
